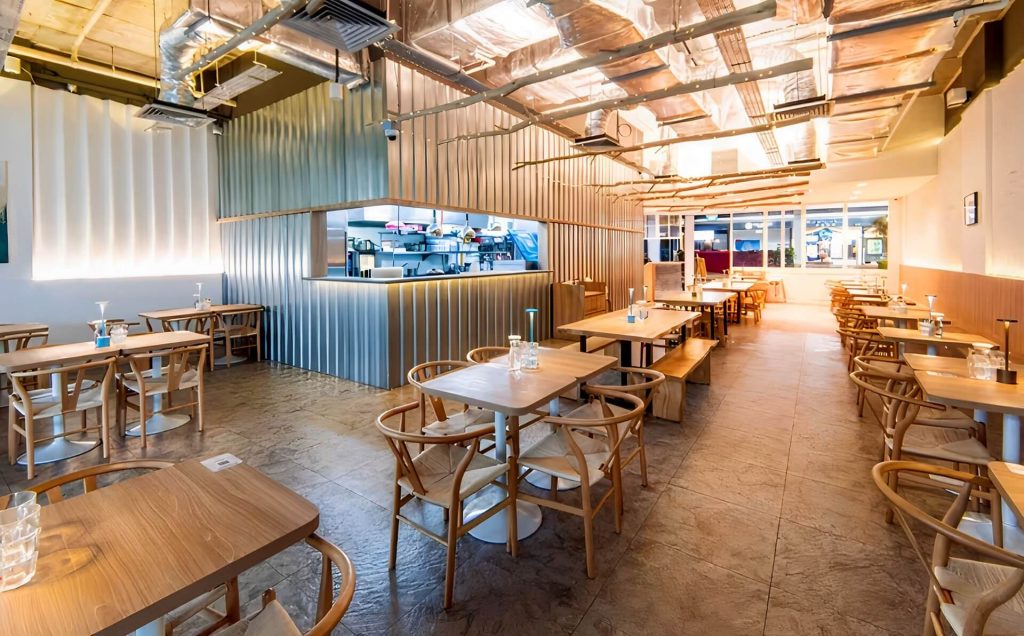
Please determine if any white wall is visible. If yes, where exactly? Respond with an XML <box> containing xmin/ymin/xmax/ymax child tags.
<box><xmin>0</xmin><ymin>79</ymin><xmax>222</xmax><ymax>344</ymax></box>
<box><xmin>899</xmin><ymin>63</ymin><xmax>1024</xmax><ymax>277</ymax></box>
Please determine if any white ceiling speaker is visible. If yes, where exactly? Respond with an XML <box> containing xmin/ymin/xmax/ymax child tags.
<box><xmin>945</xmin><ymin>87</ymin><xmax>970</xmax><ymax>109</ymax></box>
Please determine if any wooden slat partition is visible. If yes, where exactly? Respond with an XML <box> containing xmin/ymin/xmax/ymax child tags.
<box><xmin>901</xmin><ymin>265</ymin><xmax>1024</xmax><ymax>355</ymax></box>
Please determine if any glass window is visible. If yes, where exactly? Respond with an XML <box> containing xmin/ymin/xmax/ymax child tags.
<box><xmin>731</xmin><ymin>212</ymin><xmax>764</xmax><ymax>269</ymax></box>
<box><xmin>804</xmin><ymin>206</ymin><xmax>845</xmax><ymax>267</ymax></box>
<box><xmin>847</xmin><ymin>204</ymin><xmax>888</xmax><ymax>267</ymax></box>
<box><xmin>694</xmin><ymin>214</ymin><xmax>730</xmax><ymax>274</ymax></box>
<box><xmin>767</xmin><ymin>210</ymin><xmax>799</xmax><ymax>268</ymax></box>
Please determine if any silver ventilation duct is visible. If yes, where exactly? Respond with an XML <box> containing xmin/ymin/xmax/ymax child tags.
<box><xmin>156</xmin><ymin>2</ymin><xmax>364</xmax><ymax>109</ymax></box>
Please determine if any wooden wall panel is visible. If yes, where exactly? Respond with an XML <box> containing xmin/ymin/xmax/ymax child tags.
<box><xmin>901</xmin><ymin>265</ymin><xmax>1024</xmax><ymax>355</ymax></box>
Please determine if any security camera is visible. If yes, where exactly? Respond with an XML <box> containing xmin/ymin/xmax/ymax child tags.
<box><xmin>382</xmin><ymin>120</ymin><xmax>398</xmax><ymax>142</ymax></box>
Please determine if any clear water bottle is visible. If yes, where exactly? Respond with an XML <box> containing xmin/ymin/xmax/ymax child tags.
<box><xmin>523</xmin><ymin>341</ymin><xmax>539</xmax><ymax>370</ymax></box>
<box><xmin>508</xmin><ymin>335</ymin><xmax>522</xmax><ymax>372</ymax></box>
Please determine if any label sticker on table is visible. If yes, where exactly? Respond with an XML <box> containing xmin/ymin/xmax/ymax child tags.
<box><xmin>201</xmin><ymin>453</ymin><xmax>242</xmax><ymax>472</ymax></box>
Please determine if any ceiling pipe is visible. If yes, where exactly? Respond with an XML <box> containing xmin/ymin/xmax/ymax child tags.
<box><xmin>388</xmin><ymin>0</ymin><xmax>778</xmax><ymax>124</ymax></box>
<box><xmin>443</xmin><ymin>57</ymin><xmax>814</xmax><ymax>144</ymax></box>
<box><xmin>71</xmin><ymin>0</ymin><xmax>114</xmax><ymax>61</ymax></box>
<box><xmin>7</xmin><ymin>43</ymin><xmax>159</xmax><ymax>89</ymax></box>
<box><xmin>827</xmin><ymin>0</ymin><xmax>1008</xmax><ymax>42</ymax></box>
<box><xmin>170</xmin><ymin>0</ymin><xmax>307</xmax><ymax>83</ymax></box>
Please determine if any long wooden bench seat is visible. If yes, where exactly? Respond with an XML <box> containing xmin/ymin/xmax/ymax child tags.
<box><xmin>650</xmin><ymin>338</ymin><xmax>717</xmax><ymax>423</ymax></box>
<box><xmin>560</xmin><ymin>336</ymin><xmax>617</xmax><ymax>354</ymax></box>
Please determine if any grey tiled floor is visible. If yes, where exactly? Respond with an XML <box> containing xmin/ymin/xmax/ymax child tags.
<box><xmin>1</xmin><ymin>304</ymin><xmax>936</xmax><ymax>634</ymax></box>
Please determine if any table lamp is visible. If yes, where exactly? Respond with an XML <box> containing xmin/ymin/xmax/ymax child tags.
<box><xmin>525</xmin><ymin>308</ymin><xmax>538</xmax><ymax>343</ymax></box>
<box><xmin>95</xmin><ymin>301</ymin><xmax>110</xmax><ymax>347</ymax></box>
<box><xmin>996</xmin><ymin>318</ymin><xmax>1018</xmax><ymax>385</ymax></box>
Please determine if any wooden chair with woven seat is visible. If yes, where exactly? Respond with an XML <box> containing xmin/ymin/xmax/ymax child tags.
<box><xmin>850</xmin><ymin>369</ymin><xmax>1002</xmax><ymax>544</ymax></box>
<box><xmin>213</xmin><ymin>309</ymin><xmax>262</xmax><ymax>368</ymax></box>
<box><xmin>741</xmin><ymin>282</ymin><xmax>769</xmax><ymax>323</ymax></box>
<box><xmin>571</xmin><ymin>367</ymin><xmax>665</xmax><ymax>489</ymax></box>
<box><xmin>407</xmin><ymin>361</ymin><xmax>496</xmax><ymax>437</ymax></box>
<box><xmin>1</xmin><ymin>326</ymin><xmax>49</xmax><ymax>397</ymax></box>
<box><xmin>117</xmin><ymin>344</ymin><xmax>207</xmax><ymax>448</ymax></box>
<box><xmin>159</xmin><ymin>315</ymin><xmax>216</xmax><ymax>372</ymax></box>
<box><xmin>7</xmin><ymin>357</ymin><xmax>117</xmax><ymax>479</ymax></box>
<box><xmin>466</xmin><ymin>346</ymin><xmax>509</xmax><ymax>364</ymax></box>
<box><xmin>516</xmin><ymin>388</ymin><xmax>646</xmax><ymax>577</ymax></box>
<box><xmin>838</xmin><ymin>327</ymin><xmax>895</xmax><ymax>372</ymax></box>
<box><xmin>873</xmin><ymin>461</ymin><xmax>1023</xmax><ymax>636</ymax></box>
<box><xmin>376</xmin><ymin>402</ymin><xmax>515</xmax><ymax>608</ymax></box>
<box><xmin>212</xmin><ymin>533</ymin><xmax>355</xmax><ymax>636</ymax></box>
<box><xmin>29</xmin><ymin>460</ymin><xmax>243</xmax><ymax>635</ymax></box>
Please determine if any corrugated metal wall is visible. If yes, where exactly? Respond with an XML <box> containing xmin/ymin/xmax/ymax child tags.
<box><xmin>219</xmin><ymin>67</ymin><xmax>389</xmax><ymax>218</ymax></box>
<box><xmin>384</xmin><ymin>61</ymin><xmax>644</xmax><ymax>314</ymax></box>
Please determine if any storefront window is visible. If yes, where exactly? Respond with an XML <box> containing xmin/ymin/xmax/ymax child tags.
<box><xmin>767</xmin><ymin>210</ymin><xmax>799</xmax><ymax>268</ymax></box>
<box><xmin>694</xmin><ymin>214</ymin><xmax>730</xmax><ymax>273</ymax></box>
<box><xmin>731</xmin><ymin>212</ymin><xmax>764</xmax><ymax>268</ymax></box>
<box><xmin>847</xmin><ymin>204</ymin><xmax>888</xmax><ymax>267</ymax></box>
<box><xmin>804</xmin><ymin>206</ymin><xmax>845</xmax><ymax>267</ymax></box>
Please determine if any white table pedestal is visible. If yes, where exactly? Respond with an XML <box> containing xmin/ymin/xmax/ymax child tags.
<box><xmin>466</xmin><ymin>412</ymin><xmax>542</xmax><ymax>542</ymax></box>
<box><xmin>977</xmin><ymin>410</ymin><xmax>1021</xmax><ymax>529</ymax></box>
<box><xmin>17</xmin><ymin>371</ymin><xmax>99</xmax><ymax>466</ymax></box>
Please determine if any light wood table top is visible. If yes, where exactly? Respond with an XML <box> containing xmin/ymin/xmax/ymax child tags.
<box><xmin>877</xmin><ymin>327</ymin><xmax>995</xmax><ymax>350</ymax></box>
<box><xmin>420</xmin><ymin>362</ymin><xmax>578</xmax><ymax>416</ymax></box>
<box><xmin>860</xmin><ymin>306</ymin><xmax>935</xmax><ymax>321</ymax></box>
<box><xmin>702</xmin><ymin>280</ymin><xmax>754</xmax><ymax>292</ymax></box>
<box><xmin>904</xmin><ymin>353</ymin><xmax>1024</xmax><ymax>416</ymax></box>
<box><xmin>655</xmin><ymin>290</ymin><xmax>737</xmax><ymax>307</ymax></box>
<box><xmin>988</xmin><ymin>462</ymin><xmax>1024</xmax><ymax>522</ymax></box>
<box><xmin>558</xmin><ymin>308</ymin><xmax>700</xmax><ymax>344</ymax></box>
<box><xmin>139</xmin><ymin>304</ymin><xmax>263</xmax><ymax>321</ymax></box>
<box><xmin>0</xmin><ymin>323</ymin><xmax>48</xmax><ymax>339</ymax></box>
<box><xmin>0</xmin><ymin>331</ymin><xmax>210</xmax><ymax>373</ymax></box>
<box><xmin>0</xmin><ymin>459</ymin><xmax>319</xmax><ymax>636</ymax></box>
<box><xmin>491</xmin><ymin>347</ymin><xmax>615</xmax><ymax>382</ymax></box>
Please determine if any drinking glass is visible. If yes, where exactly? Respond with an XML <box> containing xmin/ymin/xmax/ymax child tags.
<box><xmin>110</xmin><ymin>323</ymin><xmax>129</xmax><ymax>345</ymax></box>
<box><xmin>1</xmin><ymin>492</ymin><xmax>41</xmax><ymax>592</ymax></box>
<box><xmin>523</xmin><ymin>342</ymin><xmax>540</xmax><ymax>370</ymax></box>
<box><xmin>507</xmin><ymin>336</ymin><xmax>522</xmax><ymax>372</ymax></box>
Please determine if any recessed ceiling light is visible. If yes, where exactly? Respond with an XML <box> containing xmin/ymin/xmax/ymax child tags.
<box><xmin>856</xmin><ymin>182</ymin><xmax>867</xmax><ymax>187</ymax></box>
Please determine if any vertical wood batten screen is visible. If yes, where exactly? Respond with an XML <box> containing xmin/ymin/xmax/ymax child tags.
<box><xmin>32</xmin><ymin>85</ymin><xmax>219</xmax><ymax>280</ymax></box>
<box><xmin>219</xmin><ymin>70</ymin><xmax>388</xmax><ymax>218</ymax></box>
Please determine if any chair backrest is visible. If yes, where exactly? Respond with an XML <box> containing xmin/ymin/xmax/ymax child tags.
<box><xmin>9</xmin><ymin>356</ymin><xmax>117</xmax><ymax>415</ymax></box>
<box><xmin>30</xmin><ymin>460</ymin><xmax>174</xmax><ymax>504</ymax></box>
<box><xmin>543</xmin><ymin>389</ymin><xmax>646</xmax><ymax>474</ymax></box>
<box><xmin>0</xmin><ymin>326</ymin><xmax>49</xmax><ymax>353</ymax></box>
<box><xmin>218</xmin><ymin>309</ymin><xmax>260</xmax><ymax>330</ymax></box>
<box><xmin>872</xmin><ymin>461</ymin><xmax>1024</xmax><ymax>636</ymax></box>
<box><xmin>466</xmin><ymin>346</ymin><xmax>509</xmax><ymax>364</ymax></box>
<box><xmin>375</xmin><ymin>402</ymin><xmax>495</xmax><ymax>502</ymax></box>
<box><xmin>695</xmin><ymin>256</ymin><xmax>707</xmax><ymax>279</ymax></box>
<box><xmin>849</xmin><ymin>368</ymin><xmax>940</xmax><ymax>440</ymax></box>
<box><xmin>85</xmin><ymin>318</ymin><xmax>133</xmax><ymax>336</ymax></box>
<box><xmin>406</xmin><ymin>360</ymin><xmax>470</xmax><ymax>422</ymax></box>
<box><xmin>161</xmin><ymin>314</ymin><xmax>214</xmax><ymax>335</ymax></box>
<box><xmin>303</xmin><ymin>533</ymin><xmax>356</xmax><ymax>635</ymax></box>
<box><xmin>125</xmin><ymin>344</ymin><xmax>207</xmax><ymax>393</ymax></box>
<box><xmin>586</xmin><ymin>367</ymin><xmax>665</xmax><ymax>411</ymax></box>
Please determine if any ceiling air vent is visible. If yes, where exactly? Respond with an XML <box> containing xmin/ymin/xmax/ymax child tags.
<box><xmin>770</xmin><ymin>95</ymin><xmax>832</xmax><ymax>123</ymax></box>
<box><xmin>285</xmin><ymin>0</ymin><xmax>399</xmax><ymax>53</ymax></box>
<box><xmin>572</xmin><ymin>133</ymin><xmax>621</xmax><ymax>151</ymax></box>
<box><xmin>136</xmin><ymin>101</ymin><xmax>213</xmax><ymax>128</ymax></box>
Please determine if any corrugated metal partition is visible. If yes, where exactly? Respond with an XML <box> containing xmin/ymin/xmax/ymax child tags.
<box><xmin>219</xmin><ymin>67</ymin><xmax>389</xmax><ymax>218</ymax></box>
<box><xmin>221</xmin><ymin>212</ymin><xmax>393</xmax><ymax>387</ymax></box>
<box><xmin>384</xmin><ymin>61</ymin><xmax>644</xmax><ymax>314</ymax></box>
<box><xmin>386</xmin><ymin>272</ymin><xmax>553</xmax><ymax>387</ymax></box>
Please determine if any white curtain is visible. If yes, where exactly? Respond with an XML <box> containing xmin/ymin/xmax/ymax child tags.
<box><xmin>32</xmin><ymin>85</ymin><xmax>221</xmax><ymax>280</ymax></box>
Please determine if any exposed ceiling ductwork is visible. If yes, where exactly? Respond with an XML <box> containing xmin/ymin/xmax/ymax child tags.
<box><xmin>0</xmin><ymin>0</ymin><xmax>25</xmax><ymax>68</ymax></box>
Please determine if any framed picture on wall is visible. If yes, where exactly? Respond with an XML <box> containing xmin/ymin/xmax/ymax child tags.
<box><xmin>964</xmin><ymin>192</ymin><xmax>979</xmax><ymax>225</ymax></box>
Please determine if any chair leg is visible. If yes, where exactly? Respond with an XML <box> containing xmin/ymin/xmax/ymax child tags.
<box><xmin>80</xmin><ymin>410</ymin><xmax>87</xmax><ymax>432</ymax></box>
<box><xmin>612</xmin><ymin>464</ymin><xmax>623</xmax><ymax>534</ymax></box>
<box><xmin>580</xmin><ymin>481</ymin><xmax>596</xmax><ymax>578</ymax></box>
<box><xmin>443</xmin><ymin>505</ymin><xmax>459</xmax><ymax>609</ymax></box>
<box><xmin>8</xmin><ymin>405</ymin><xmax>17</xmax><ymax>465</ymax></box>
<box><xmin>139</xmin><ymin>395</ymin><xmax>148</xmax><ymax>449</ymax></box>
<box><xmin>388</xmin><ymin>483</ymin><xmax>400</xmax><ymax>570</ymax></box>
<box><xmin>990</xmin><ymin>487</ymin><xmax>1003</xmax><ymax>548</ymax></box>
<box><xmin>225</xmin><ymin>577</ymin><xmax>241</xmax><ymax>624</ymax></box>
<box><xmin>24</xmin><ymin>414</ymin><xmax>34</xmax><ymax>480</ymax></box>
<box><xmin>638</xmin><ymin>429</ymin><xmax>649</xmax><ymax>488</ymax></box>
<box><xmin>100</xmin><ymin>402</ymin><xmax>109</xmax><ymax>460</ymax></box>
<box><xmin>196</xmin><ymin>380</ymin><xmax>205</xmax><ymax>433</ymax></box>
<box><xmin>507</xmin><ymin>468</ymin><xmax>518</xmax><ymax>558</ymax></box>
<box><xmin>225</xmin><ymin>335</ymin><xmax>233</xmax><ymax>368</ymax></box>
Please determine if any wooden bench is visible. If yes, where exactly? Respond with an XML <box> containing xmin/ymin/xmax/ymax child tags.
<box><xmin>650</xmin><ymin>338</ymin><xmax>717</xmax><ymax>423</ymax></box>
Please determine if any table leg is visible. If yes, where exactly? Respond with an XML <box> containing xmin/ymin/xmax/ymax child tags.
<box><xmin>466</xmin><ymin>412</ymin><xmax>542</xmax><ymax>542</ymax></box>
<box><xmin>927</xmin><ymin>344</ymin><xmax>937</xmax><ymax>356</ymax></box>
<box><xmin>135</xmin><ymin>617</ymin><xmax>165</xmax><ymax>636</ymax></box>
<box><xmin>579</xmin><ymin>335</ymin><xmax>587</xmax><ymax>353</ymax></box>
<box><xmin>525</xmin><ymin>398</ymin><xmax>579</xmax><ymax>491</ymax></box>
<box><xmin>17</xmin><ymin>371</ymin><xmax>99</xmax><ymax>466</ymax></box>
<box><xmin>620</xmin><ymin>341</ymin><xmax>632</xmax><ymax>381</ymax></box>
<box><xmin>709</xmin><ymin>307</ymin><xmax>717</xmax><ymax>340</ymax></box>
<box><xmin>125</xmin><ymin>354</ymin><xmax>190</xmax><ymax>437</ymax></box>
<box><xmin>971</xmin><ymin>410</ymin><xmax>1021</xmax><ymax>535</ymax></box>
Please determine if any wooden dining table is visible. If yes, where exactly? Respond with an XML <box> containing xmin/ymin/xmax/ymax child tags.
<box><xmin>419</xmin><ymin>362</ymin><xmax>579</xmax><ymax>542</ymax></box>
<box><xmin>139</xmin><ymin>304</ymin><xmax>263</xmax><ymax>367</ymax></box>
<box><xmin>989</xmin><ymin>462</ymin><xmax>1024</xmax><ymax>525</ymax></box>
<box><xmin>0</xmin><ymin>459</ymin><xmax>319</xmax><ymax>636</ymax></box>
<box><xmin>878</xmin><ymin>326</ymin><xmax>995</xmax><ymax>356</ymax></box>
<box><xmin>655</xmin><ymin>289</ymin><xmax>736</xmax><ymax>338</ymax></box>
<box><xmin>859</xmin><ymin>305</ymin><xmax>936</xmax><ymax>329</ymax></box>
<box><xmin>905</xmin><ymin>354</ymin><xmax>1024</xmax><ymax>541</ymax></box>
<box><xmin>0</xmin><ymin>331</ymin><xmax>210</xmax><ymax>464</ymax></box>
<box><xmin>558</xmin><ymin>308</ymin><xmax>701</xmax><ymax>369</ymax></box>
<box><xmin>0</xmin><ymin>323</ymin><xmax>48</xmax><ymax>341</ymax></box>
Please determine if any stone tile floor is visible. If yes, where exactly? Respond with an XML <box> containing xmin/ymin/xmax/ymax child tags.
<box><xmin>0</xmin><ymin>303</ymin><xmax>946</xmax><ymax>634</ymax></box>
